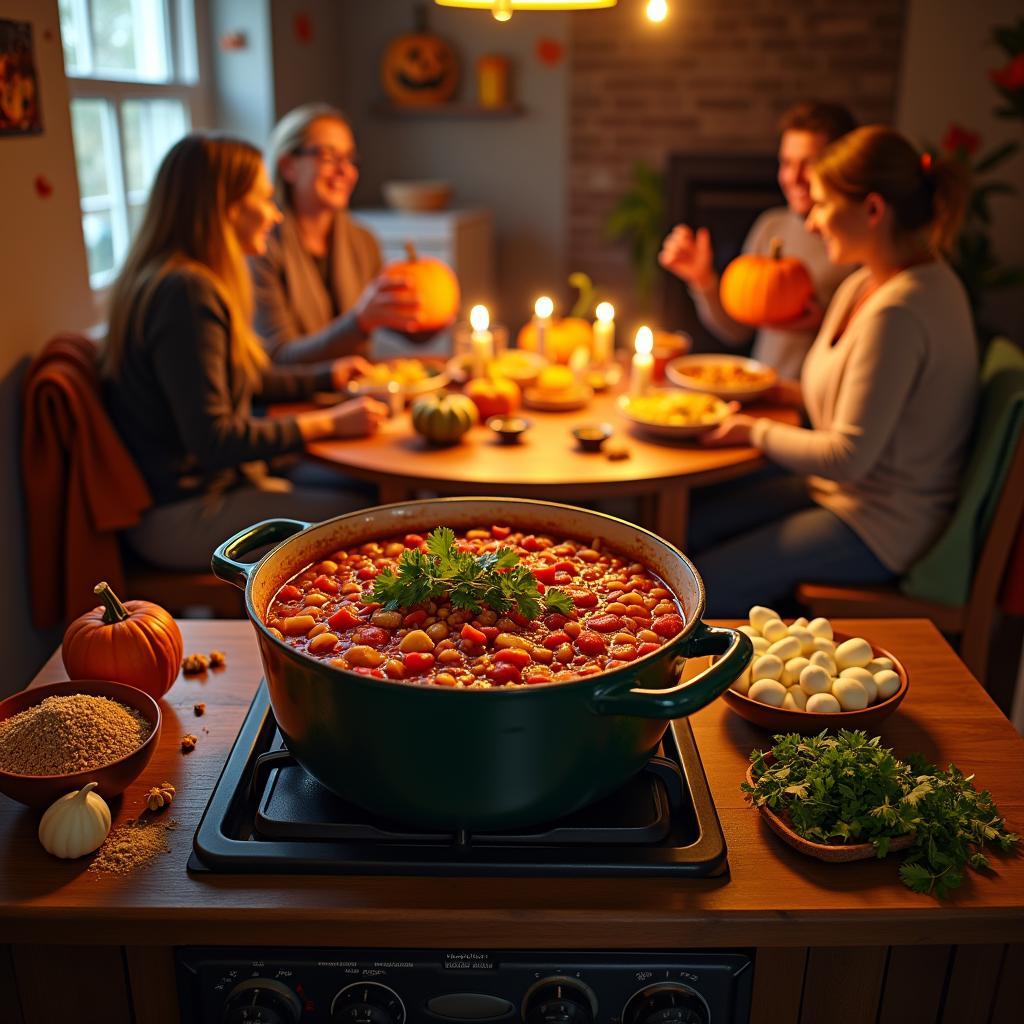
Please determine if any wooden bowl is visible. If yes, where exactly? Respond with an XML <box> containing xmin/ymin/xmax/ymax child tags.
<box><xmin>745</xmin><ymin>756</ymin><xmax>915</xmax><ymax>862</ymax></box>
<box><xmin>0</xmin><ymin>679</ymin><xmax>161</xmax><ymax>808</ymax></box>
<box><xmin>720</xmin><ymin>632</ymin><xmax>909</xmax><ymax>735</ymax></box>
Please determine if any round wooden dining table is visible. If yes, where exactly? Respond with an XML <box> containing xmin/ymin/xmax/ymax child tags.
<box><xmin>304</xmin><ymin>386</ymin><xmax>799</xmax><ymax>550</ymax></box>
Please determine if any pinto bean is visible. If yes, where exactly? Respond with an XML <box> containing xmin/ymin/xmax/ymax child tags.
<box><xmin>426</xmin><ymin>622</ymin><xmax>449</xmax><ymax>641</ymax></box>
<box><xmin>344</xmin><ymin>645</ymin><xmax>385</xmax><ymax>668</ymax></box>
<box><xmin>399</xmin><ymin>629</ymin><xmax>435</xmax><ymax>653</ymax></box>
<box><xmin>495</xmin><ymin>632</ymin><xmax>532</xmax><ymax>650</ymax></box>
<box><xmin>308</xmin><ymin>632</ymin><xmax>339</xmax><ymax>655</ymax></box>
<box><xmin>370</xmin><ymin>610</ymin><xmax>402</xmax><ymax>628</ymax></box>
<box><xmin>282</xmin><ymin>614</ymin><xmax>316</xmax><ymax>636</ymax></box>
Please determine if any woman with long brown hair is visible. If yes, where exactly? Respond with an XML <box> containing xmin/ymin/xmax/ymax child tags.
<box><xmin>688</xmin><ymin>126</ymin><xmax>977</xmax><ymax>616</ymax></box>
<box><xmin>102</xmin><ymin>132</ymin><xmax>388</xmax><ymax>570</ymax></box>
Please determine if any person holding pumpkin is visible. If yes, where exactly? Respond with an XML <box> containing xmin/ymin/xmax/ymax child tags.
<box><xmin>687</xmin><ymin>126</ymin><xmax>976</xmax><ymax>617</ymax></box>
<box><xmin>102</xmin><ymin>132</ymin><xmax>389</xmax><ymax>571</ymax></box>
<box><xmin>251</xmin><ymin>103</ymin><xmax>424</xmax><ymax>364</ymax></box>
<box><xmin>659</xmin><ymin>100</ymin><xmax>857</xmax><ymax>379</ymax></box>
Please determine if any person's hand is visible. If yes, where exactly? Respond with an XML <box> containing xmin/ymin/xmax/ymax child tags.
<box><xmin>658</xmin><ymin>225</ymin><xmax>716</xmax><ymax>291</ymax></box>
<box><xmin>761</xmin><ymin>378</ymin><xmax>804</xmax><ymax>408</ymax></box>
<box><xmin>774</xmin><ymin>296</ymin><xmax>825</xmax><ymax>332</ymax></box>
<box><xmin>298</xmin><ymin>396</ymin><xmax>389</xmax><ymax>442</ymax></box>
<box><xmin>330</xmin><ymin>355</ymin><xmax>374</xmax><ymax>390</ymax></box>
<box><xmin>700</xmin><ymin>410</ymin><xmax>755</xmax><ymax>448</ymax></box>
<box><xmin>354</xmin><ymin>274</ymin><xmax>422</xmax><ymax>334</ymax></box>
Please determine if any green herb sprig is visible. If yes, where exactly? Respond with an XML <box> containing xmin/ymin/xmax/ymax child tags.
<box><xmin>371</xmin><ymin>527</ymin><xmax>574</xmax><ymax>618</ymax></box>
<box><xmin>742</xmin><ymin>730</ymin><xmax>1019</xmax><ymax>898</ymax></box>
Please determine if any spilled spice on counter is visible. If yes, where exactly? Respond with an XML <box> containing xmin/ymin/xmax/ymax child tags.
<box><xmin>209</xmin><ymin>650</ymin><xmax>226</xmax><ymax>668</ymax></box>
<box><xmin>193</xmin><ymin>703</ymin><xmax>206</xmax><ymax>717</ymax></box>
<box><xmin>180</xmin><ymin>733</ymin><xmax>197</xmax><ymax>753</ymax></box>
<box><xmin>181</xmin><ymin>653</ymin><xmax>210</xmax><ymax>674</ymax></box>
<box><xmin>88</xmin><ymin>816</ymin><xmax>178</xmax><ymax>875</ymax></box>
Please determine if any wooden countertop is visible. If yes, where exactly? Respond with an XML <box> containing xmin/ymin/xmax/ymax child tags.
<box><xmin>1</xmin><ymin>619</ymin><xmax>1023</xmax><ymax>949</ymax></box>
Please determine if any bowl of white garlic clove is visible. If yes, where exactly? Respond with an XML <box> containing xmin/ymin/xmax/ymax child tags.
<box><xmin>718</xmin><ymin>608</ymin><xmax>909</xmax><ymax>734</ymax></box>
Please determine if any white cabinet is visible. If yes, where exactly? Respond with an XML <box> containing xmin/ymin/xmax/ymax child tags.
<box><xmin>350</xmin><ymin>208</ymin><xmax>495</xmax><ymax>312</ymax></box>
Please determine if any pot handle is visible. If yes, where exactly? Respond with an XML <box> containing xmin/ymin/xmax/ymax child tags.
<box><xmin>211</xmin><ymin>518</ymin><xmax>312</xmax><ymax>589</ymax></box>
<box><xmin>590</xmin><ymin>621</ymin><xmax>752</xmax><ymax>719</ymax></box>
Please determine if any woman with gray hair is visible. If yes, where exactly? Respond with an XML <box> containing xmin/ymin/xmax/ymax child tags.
<box><xmin>251</xmin><ymin>103</ymin><xmax>422</xmax><ymax>363</ymax></box>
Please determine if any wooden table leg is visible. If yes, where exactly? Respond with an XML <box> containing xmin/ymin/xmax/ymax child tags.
<box><xmin>653</xmin><ymin>482</ymin><xmax>689</xmax><ymax>549</ymax></box>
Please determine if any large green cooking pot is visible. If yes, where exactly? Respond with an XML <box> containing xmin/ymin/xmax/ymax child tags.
<box><xmin>212</xmin><ymin>497</ymin><xmax>751</xmax><ymax>830</ymax></box>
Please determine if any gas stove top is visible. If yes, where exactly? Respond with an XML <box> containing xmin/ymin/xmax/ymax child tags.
<box><xmin>188</xmin><ymin>682</ymin><xmax>727</xmax><ymax>877</ymax></box>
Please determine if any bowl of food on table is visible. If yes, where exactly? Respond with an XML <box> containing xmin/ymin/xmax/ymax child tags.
<box><xmin>618</xmin><ymin>388</ymin><xmax>731</xmax><ymax>440</ymax></box>
<box><xmin>447</xmin><ymin>348</ymin><xmax>546</xmax><ymax>388</ymax></box>
<box><xmin>718</xmin><ymin>606</ymin><xmax>908</xmax><ymax>734</ymax></box>
<box><xmin>666</xmin><ymin>353</ymin><xmax>777</xmax><ymax>403</ymax></box>
<box><xmin>523</xmin><ymin>365</ymin><xmax>593</xmax><ymax>411</ymax></box>
<box><xmin>0</xmin><ymin>679</ymin><xmax>161</xmax><ymax>807</ymax></box>
<box><xmin>347</xmin><ymin>357</ymin><xmax>450</xmax><ymax>402</ymax></box>
<box><xmin>212</xmin><ymin>498</ymin><xmax>753</xmax><ymax>831</ymax></box>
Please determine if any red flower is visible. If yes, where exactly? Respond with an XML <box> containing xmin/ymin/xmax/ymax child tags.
<box><xmin>990</xmin><ymin>53</ymin><xmax>1024</xmax><ymax>91</ymax></box>
<box><xmin>941</xmin><ymin>122</ymin><xmax>981</xmax><ymax>157</ymax></box>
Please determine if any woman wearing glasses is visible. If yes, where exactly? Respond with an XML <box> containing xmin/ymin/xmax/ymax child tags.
<box><xmin>251</xmin><ymin>103</ymin><xmax>421</xmax><ymax>364</ymax></box>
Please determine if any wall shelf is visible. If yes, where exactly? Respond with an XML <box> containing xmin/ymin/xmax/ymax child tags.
<box><xmin>371</xmin><ymin>102</ymin><xmax>525</xmax><ymax>119</ymax></box>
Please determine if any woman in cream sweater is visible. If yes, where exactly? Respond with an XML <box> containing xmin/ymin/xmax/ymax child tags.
<box><xmin>691</xmin><ymin>126</ymin><xmax>976</xmax><ymax>616</ymax></box>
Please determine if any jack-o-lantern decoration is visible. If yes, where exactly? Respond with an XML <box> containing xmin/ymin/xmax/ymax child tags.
<box><xmin>381</xmin><ymin>10</ymin><xmax>459</xmax><ymax>108</ymax></box>
<box><xmin>720</xmin><ymin>238</ymin><xmax>814</xmax><ymax>327</ymax></box>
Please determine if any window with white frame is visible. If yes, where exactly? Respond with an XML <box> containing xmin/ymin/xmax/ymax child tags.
<box><xmin>58</xmin><ymin>0</ymin><xmax>205</xmax><ymax>289</ymax></box>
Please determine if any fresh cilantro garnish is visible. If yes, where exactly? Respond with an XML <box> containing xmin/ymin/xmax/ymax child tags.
<box><xmin>741</xmin><ymin>730</ymin><xmax>1019</xmax><ymax>899</ymax></box>
<box><xmin>371</xmin><ymin>527</ymin><xmax>574</xmax><ymax>619</ymax></box>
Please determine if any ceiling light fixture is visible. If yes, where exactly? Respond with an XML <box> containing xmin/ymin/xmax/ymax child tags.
<box><xmin>435</xmin><ymin>1</ymin><xmax>617</xmax><ymax>23</ymax></box>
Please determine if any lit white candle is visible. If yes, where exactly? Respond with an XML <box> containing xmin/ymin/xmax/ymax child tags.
<box><xmin>631</xmin><ymin>325</ymin><xmax>654</xmax><ymax>396</ymax></box>
<box><xmin>534</xmin><ymin>296</ymin><xmax>554</xmax><ymax>363</ymax></box>
<box><xmin>569</xmin><ymin>344</ymin><xmax>590</xmax><ymax>385</ymax></box>
<box><xmin>469</xmin><ymin>304</ymin><xmax>493</xmax><ymax>379</ymax></box>
<box><xmin>592</xmin><ymin>301</ymin><xmax>615</xmax><ymax>366</ymax></box>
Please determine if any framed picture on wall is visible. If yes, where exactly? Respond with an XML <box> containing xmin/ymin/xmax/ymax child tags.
<box><xmin>0</xmin><ymin>19</ymin><xmax>42</xmax><ymax>137</ymax></box>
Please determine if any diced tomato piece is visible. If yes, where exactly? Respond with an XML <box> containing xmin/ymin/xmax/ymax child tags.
<box><xmin>369</xmin><ymin>669</ymin><xmax>384</xmax><ymax>678</ymax></box>
<box><xmin>385</xmin><ymin>660</ymin><xmax>406</xmax><ymax>680</ymax></box>
<box><xmin>544</xmin><ymin>612</ymin><xmax>569</xmax><ymax>630</ymax></box>
<box><xmin>403</xmin><ymin>609</ymin><xmax>427</xmax><ymax>626</ymax></box>
<box><xmin>461</xmin><ymin>623</ymin><xmax>487</xmax><ymax>644</ymax></box>
<box><xmin>569</xmin><ymin>588</ymin><xmax>598</xmax><ymax>609</ymax></box>
<box><xmin>278</xmin><ymin>584</ymin><xmax>301</xmax><ymax>602</ymax></box>
<box><xmin>524</xmin><ymin>671</ymin><xmax>552</xmax><ymax>685</ymax></box>
<box><xmin>652</xmin><ymin>614</ymin><xmax>685</xmax><ymax>638</ymax></box>
<box><xmin>521</xmin><ymin>534</ymin><xmax>542</xmax><ymax>552</ymax></box>
<box><xmin>543</xmin><ymin>631</ymin><xmax>570</xmax><ymax>649</ymax></box>
<box><xmin>486</xmin><ymin>662</ymin><xmax>522</xmax><ymax>685</ymax></box>
<box><xmin>494</xmin><ymin>648</ymin><xmax>531</xmax><ymax>668</ymax></box>
<box><xmin>314</xmin><ymin>575</ymin><xmax>340</xmax><ymax>594</ymax></box>
<box><xmin>637</xmin><ymin>642</ymin><xmax>662</xmax><ymax>657</ymax></box>
<box><xmin>404</xmin><ymin>534</ymin><xmax>424</xmax><ymax>548</ymax></box>
<box><xmin>552</xmin><ymin>571</ymin><xmax>574</xmax><ymax>587</ymax></box>
<box><xmin>576</xmin><ymin>631</ymin><xmax>608</xmax><ymax>656</ymax></box>
<box><xmin>587</xmin><ymin>614</ymin><xmax>625</xmax><ymax>633</ymax></box>
<box><xmin>531</xmin><ymin>565</ymin><xmax>559</xmax><ymax>585</ymax></box>
<box><xmin>457</xmin><ymin>542</ymin><xmax>474</xmax><ymax>554</ymax></box>
<box><xmin>609</xmin><ymin>644</ymin><xmax>637</xmax><ymax>661</ymax></box>
<box><xmin>508</xmin><ymin>610</ymin><xmax>531</xmax><ymax>628</ymax></box>
<box><xmin>536</xmin><ymin>581</ymin><xmax>546</xmax><ymax>594</ymax></box>
<box><xmin>491</xmin><ymin>525</ymin><xmax>511</xmax><ymax>539</ymax></box>
<box><xmin>327</xmin><ymin>606</ymin><xmax>363</xmax><ymax>631</ymax></box>
<box><xmin>551</xmin><ymin>560</ymin><xmax>578</xmax><ymax>575</ymax></box>
<box><xmin>353</xmin><ymin>626</ymin><xmax>389</xmax><ymax>647</ymax></box>
<box><xmin>357</xmin><ymin>566</ymin><xmax>378</xmax><ymax>580</ymax></box>
<box><xmin>404</xmin><ymin>652</ymin><xmax>435</xmax><ymax>674</ymax></box>
<box><xmin>479</xmin><ymin>626</ymin><xmax>499</xmax><ymax>643</ymax></box>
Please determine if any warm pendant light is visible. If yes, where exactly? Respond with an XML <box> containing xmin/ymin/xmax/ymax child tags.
<box><xmin>435</xmin><ymin>0</ymin><xmax>618</xmax><ymax>21</ymax></box>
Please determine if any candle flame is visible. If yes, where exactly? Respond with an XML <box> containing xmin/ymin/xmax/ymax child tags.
<box><xmin>470</xmin><ymin>304</ymin><xmax>490</xmax><ymax>332</ymax></box>
<box><xmin>535</xmin><ymin>296</ymin><xmax>554</xmax><ymax>319</ymax></box>
<box><xmin>635</xmin><ymin>325</ymin><xmax>653</xmax><ymax>356</ymax></box>
<box><xmin>595</xmin><ymin>301</ymin><xmax>615</xmax><ymax>323</ymax></box>
<box><xmin>646</xmin><ymin>0</ymin><xmax>668</xmax><ymax>23</ymax></box>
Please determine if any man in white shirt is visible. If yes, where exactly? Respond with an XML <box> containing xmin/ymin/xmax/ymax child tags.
<box><xmin>659</xmin><ymin>101</ymin><xmax>857</xmax><ymax>379</ymax></box>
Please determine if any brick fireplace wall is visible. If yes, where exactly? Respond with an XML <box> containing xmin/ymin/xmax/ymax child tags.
<box><xmin>567</xmin><ymin>0</ymin><xmax>908</xmax><ymax>326</ymax></box>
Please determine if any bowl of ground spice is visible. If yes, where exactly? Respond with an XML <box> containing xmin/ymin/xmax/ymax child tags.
<box><xmin>0</xmin><ymin>680</ymin><xmax>161</xmax><ymax>807</ymax></box>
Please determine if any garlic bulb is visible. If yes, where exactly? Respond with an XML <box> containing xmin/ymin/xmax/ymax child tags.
<box><xmin>38</xmin><ymin>782</ymin><xmax>111</xmax><ymax>859</ymax></box>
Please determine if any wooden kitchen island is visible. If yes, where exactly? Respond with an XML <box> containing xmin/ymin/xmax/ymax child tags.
<box><xmin>1</xmin><ymin>619</ymin><xmax>1022</xmax><ymax>1024</ymax></box>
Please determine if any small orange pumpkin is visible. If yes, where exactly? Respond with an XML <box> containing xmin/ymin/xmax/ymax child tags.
<box><xmin>516</xmin><ymin>316</ymin><xmax>593</xmax><ymax>364</ymax></box>
<box><xmin>720</xmin><ymin>238</ymin><xmax>814</xmax><ymax>327</ymax></box>
<box><xmin>62</xmin><ymin>582</ymin><xmax>184</xmax><ymax>700</ymax></box>
<box><xmin>381</xmin><ymin>17</ymin><xmax>458</xmax><ymax>108</ymax></box>
<box><xmin>377</xmin><ymin>242</ymin><xmax>461</xmax><ymax>336</ymax></box>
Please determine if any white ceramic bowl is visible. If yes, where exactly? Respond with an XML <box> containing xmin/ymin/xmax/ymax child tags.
<box><xmin>666</xmin><ymin>354</ymin><xmax>777</xmax><ymax>402</ymax></box>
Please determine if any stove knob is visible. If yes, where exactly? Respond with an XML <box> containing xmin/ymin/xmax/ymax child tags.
<box><xmin>622</xmin><ymin>983</ymin><xmax>708</xmax><ymax>1024</ymax></box>
<box><xmin>523</xmin><ymin>978</ymin><xmax>596</xmax><ymax>1024</ymax></box>
<box><xmin>331</xmin><ymin>982</ymin><xmax>406</xmax><ymax>1024</ymax></box>
<box><xmin>222</xmin><ymin>978</ymin><xmax>302</xmax><ymax>1024</ymax></box>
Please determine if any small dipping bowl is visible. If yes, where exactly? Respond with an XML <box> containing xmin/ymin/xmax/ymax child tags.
<box><xmin>572</xmin><ymin>423</ymin><xmax>614</xmax><ymax>453</ymax></box>
<box><xmin>487</xmin><ymin>415</ymin><xmax>531</xmax><ymax>445</ymax></box>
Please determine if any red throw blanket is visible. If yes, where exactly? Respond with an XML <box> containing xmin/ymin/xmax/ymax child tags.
<box><xmin>21</xmin><ymin>334</ymin><xmax>152</xmax><ymax>628</ymax></box>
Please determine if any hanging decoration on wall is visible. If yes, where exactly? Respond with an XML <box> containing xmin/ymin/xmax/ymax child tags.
<box><xmin>435</xmin><ymin>1</ymin><xmax>616</xmax><ymax>22</ymax></box>
<box><xmin>381</xmin><ymin>5</ymin><xmax>459</xmax><ymax>107</ymax></box>
<box><xmin>535</xmin><ymin>38</ymin><xmax>564</xmax><ymax>66</ymax></box>
<box><xmin>0</xmin><ymin>19</ymin><xmax>42</xmax><ymax>137</ymax></box>
<box><xmin>293</xmin><ymin>12</ymin><xmax>314</xmax><ymax>45</ymax></box>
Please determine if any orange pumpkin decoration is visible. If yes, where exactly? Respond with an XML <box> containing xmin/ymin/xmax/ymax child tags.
<box><xmin>381</xmin><ymin>15</ymin><xmax>458</xmax><ymax>108</ymax></box>
<box><xmin>464</xmin><ymin>375</ymin><xmax>521</xmax><ymax>420</ymax></box>
<box><xmin>720</xmin><ymin>238</ymin><xmax>814</xmax><ymax>327</ymax></box>
<box><xmin>62</xmin><ymin>582</ymin><xmax>184</xmax><ymax>700</ymax></box>
<box><xmin>516</xmin><ymin>316</ymin><xmax>593</xmax><ymax>365</ymax></box>
<box><xmin>376</xmin><ymin>242</ymin><xmax>461</xmax><ymax>336</ymax></box>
